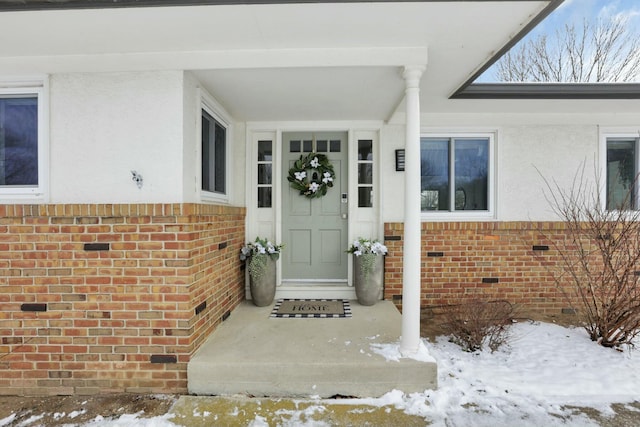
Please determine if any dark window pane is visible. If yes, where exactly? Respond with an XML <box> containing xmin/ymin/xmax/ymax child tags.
<box><xmin>303</xmin><ymin>140</ymin><xmax>313</xmax><ymax>152</ymax></box>
<box><xmin>455</xmin><ymin>139</ymin><xmax>488</xmax><ymax>211</ymax></box>
<box><xmin>201</xmin><ymin>109</ymin><xmax>226</xmax><ymax>194</ymax></box>
<box><xmin>358</xmin><ymin>164</ymin><xmax>372</xmax><ymax>184</ymax></box>
<box><xmin>258</xmin><ymin>140</ymin><xmax>272</xmax><ymax>161</ymax></box>
<box><xmin>316</xmin><ymin>140</ymin><xmax>328</xmax><ymax>152</ymax></box>
<box><xmin>258</xmin><ymin>187</ymin><xmax>272</xmax><ymax>208</ymax></box>
<box><xmin>290</xmin><ymin>140</ymin><xmax>301</xmax><ymax>153</ymax></box>
<box><xmin>214</xmin><ymin>122</ymin><xmax>226</xmax><ymax>193</ymax></box>
<box><xmin>420</xmin><ymin>138</ymin><xmax>449</xmax><ymax>211</ymax></box>
<box><xmin>258</xmin><ymin>164</ymin><xmax>272</xmax><ymax>185</ymax></box>
<box><xmin>201</xmin><ymin>110</ymin><xmax>213</xmax><ymax>192</ymax></box>
<box><xmin>0</xmin><ymin>97</ymin><xmax>38</xmax><ymax>186</ymax></box>
<box><xmin>607</xmin><ymin>139</ymin><xmax>636</xmax><ymax>210</ymax></box>
<box><xmin>358</xmin><ymin>140</ymin><xmax>373</xmax><ymax>160</ymax></box>
<box><xmin>358</xmin><ymin>186</ymin><xmax>373</xmax><ymax>207</ymax></box>
<box><xmin>330</xmin><ymin>140</ymin><xmax>341</xmax><ymax>152</ymax></box>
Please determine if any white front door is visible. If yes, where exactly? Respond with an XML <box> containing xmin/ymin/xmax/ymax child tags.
<box><xmin>281</xmin><ymin>132</ymin><xmax>348</xmax><ymax>287</ymax></box>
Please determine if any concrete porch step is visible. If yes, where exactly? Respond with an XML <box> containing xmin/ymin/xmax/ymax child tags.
<box><xmin>188</xmin><ymin>301</ymin><xmax>437</xmax><ymax>398</ymax></box>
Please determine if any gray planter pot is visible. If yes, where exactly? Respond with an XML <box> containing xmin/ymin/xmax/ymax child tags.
<box><xmin>353</xmin><ymin>254</ymin><xmax>384</xmax><ymax>306</ymax></box>
<box><xmin>249</xmin><ymin>255</ymin><xmax>277</xmax><ymax>307</ymax></box>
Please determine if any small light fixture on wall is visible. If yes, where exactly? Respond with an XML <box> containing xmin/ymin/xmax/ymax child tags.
<box><xmin>395</xmin><ymin>149</ymin><xmax>405</xmax><ymax>171</ymax></box>
<box><xmin>131</xmin><ymin>170</ymin><xmax>143</xmax><ymax>189</ymax></box>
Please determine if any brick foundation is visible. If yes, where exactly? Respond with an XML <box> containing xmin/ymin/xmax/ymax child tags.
<box><xmin>0</xmin><ymin>203</ymin><xmax>245</xmax><ymax>395</ymax></box>
<box><xmin>384</xmin><ymin>221</ymin><xmax>573</xmax><ymax>314</ymax></box>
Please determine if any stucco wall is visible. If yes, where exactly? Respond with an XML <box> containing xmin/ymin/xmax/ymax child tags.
<box><xmin>49</xmin><ymin>71</ymin><xmax>185</xmax><ymax>203</ymax></box>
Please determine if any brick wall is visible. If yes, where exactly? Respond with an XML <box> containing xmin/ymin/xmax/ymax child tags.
<box><xmin>384</xmin><ymin>221</ymin><xmax>574</xmax><ymax>314</ymax></box>
<box><xmin>0</xmin><ymin>203</ymin><xmax>245</xmax><ymax>395</ymax></box>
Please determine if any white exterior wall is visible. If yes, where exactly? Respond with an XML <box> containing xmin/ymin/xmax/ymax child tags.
<box><xmin>182</xmin><ymin>71</ymin><xmax>245</xmax><ymax>206</ymax></box>
<box><xmin>49</xmin><ymin>71</ymin><xmax>184</xmax><ymax>203</ymax></box>
<box><xmin>381</xmin><ymin>112</ymin><xmax>640</xmax><ymax>222</ymax></box>
<box><xmin>182</xmin><ymin>72</ymin><xmax>199</xmax><ymax>203</ymax></box>
<box><xmin>48</xmin><ymin>70</ymin><xmax>245</xmax><ymax>206</ymax></box>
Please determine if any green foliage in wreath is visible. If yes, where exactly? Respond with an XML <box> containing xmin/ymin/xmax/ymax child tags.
<box><xmin>287</xmin><ymin>152</ymin><xmax>336</xmax><ymax>198</ymax></box>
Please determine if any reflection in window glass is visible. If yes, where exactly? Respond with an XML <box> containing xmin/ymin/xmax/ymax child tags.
<box><xmin>258</xmin><ymin>140</ymin><xmax>272</xmax><ymax>161</ymax></box>
<box><xmin>607</xmin><ymin>139</ymin><xmax>637</xmax><ymax>210</ymax></box>
<box><xmin>358</xmin><ymin>164</ymin><xmax>373</xmax><ymax>185</ymax></box>
<box><xmin>258</xmin><ymin>187</ymin><xmax>272</xmax><ymax>208</ymax></box>
<box><xmin>421</xmin><ymin>190</ymin><xmax>439</xmax><ymax>211</ymax></box>
<box><xmin>258</xmin><ymin>139</ymin><xmax>274</xmax><ymax>208</ymax></box>
<box><xmin>420</xmin><ymin>139</ymin><xmax>449</xmax><ymax>211</ymax></box>
<box><xmin>0</xmin><ymin>97</ymin><xmax>38</xmax><ymax>186</ymax></box>
<box><xmin>202</xmin><ymin>109</ymin><xmax>226</xmax><ymax>194</ymax></box>
<box><xmin>290</xmin><ymin>140</ymin><xmax>301</xmax><ymax>152</ymax></box>
<box><xmin>358</xmin><ymin>140</ymin><xmax>373</xmax><ymax>160</ymax></box>
<box><xmin>421</xmin><ymin>137</ymin><xmax>489</xmax><ymax>212</ymax></box>
<box><xmin>455</xmin><ymin>139</ymin><xmax>488</xmax><ymax>211</ymax></box>
<box><xmin>316</xmin><ymin>140</ymin><xmax>328</xmax><ymax>152</ymax></box>
<box><xmin>330</xmin><ymin>140</ymin><xmax>341</xmax><ymax>152</ymax></box>
<box><xmin>257</xmin><ymin>164</ymin><xmax>272</xmax><ymax>185</ymax></box>
<box><xmin>356</xmin><ymin>139</ymin><xmax>373</xmax><ymax>208</ymax></box>
<box><xmin>358</xmin><ymin>186</ymin><xmax>373</xmax><ymax>207</ymax></box>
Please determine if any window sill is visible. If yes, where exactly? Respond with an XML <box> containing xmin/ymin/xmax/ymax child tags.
<box><xmin>421</xmin><ymin>211</ymin><xmax>496</xmax><ymax>222</ymax></box>
<box><xmin>200</xmin><ymin>190</ymin><xmax>229</xmax><ymax>205</ymax></box>
<box><xmin>0</xmin><ymin>191</ymin><xmax>46</xmax><ymax>204</ymax></box>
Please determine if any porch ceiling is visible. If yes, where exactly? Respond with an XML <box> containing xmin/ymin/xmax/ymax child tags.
<box><xmin>0</xmin><ymin>1</ymin><xmax>552</xmax><ymax>121</ymax></box>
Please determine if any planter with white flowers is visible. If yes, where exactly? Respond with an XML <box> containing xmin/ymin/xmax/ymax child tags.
<box><xmin>347</xmin><ymin>238</ymin><xmax>387</xmax><ymax>306</ymax></box>
<box><xmin>240</xmin><ymin>237</ymin><xmax>283</xmax><ymax>306</ymax></box>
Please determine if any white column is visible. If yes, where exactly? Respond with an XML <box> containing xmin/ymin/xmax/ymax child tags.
<box><xmin>400</xmin><ymin>65</ymin><xmax>425</xmax><ymax>356</ymax></box>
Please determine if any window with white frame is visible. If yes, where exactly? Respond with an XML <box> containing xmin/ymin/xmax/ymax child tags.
<box><xmin>420</xmin><ymin>135</ymin><xmax>492</xmax><ymax>213</ymax></box>
<box><xmin>200</xmin><ymin>98</ymin><xmax>228</xmax><ymax>198</ymax></box>
<box><xmin>0</xmin><ymin>86</ymin><xmax>45</xmax><ymax>198</ymax></box>
<box><xmin>606</xmin><ymin>136</ymin><xmax>639</xmax><ymax>210</ymax></box>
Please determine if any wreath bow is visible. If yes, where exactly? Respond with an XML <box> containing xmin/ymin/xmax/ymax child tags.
<box><xmin>287</xmin><ymin>152</ymin><xmax>336</xmax><ymax>198</ymax></box>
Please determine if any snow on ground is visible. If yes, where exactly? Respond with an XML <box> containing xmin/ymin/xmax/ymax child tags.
<box><xmin>4</xmin><ymin>321</ymin><xmax>638</xmax><ymax>426</ymax></box>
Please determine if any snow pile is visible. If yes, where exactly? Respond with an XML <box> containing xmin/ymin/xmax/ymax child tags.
<box><xmin>370</xmin><ymin>340</ymin><xmax>436</xmax><ymax>363</ymax></box>
<box><xmin>81</xmin><ymin>413</ymin><xmax>177</xmax><ymax>427</ymax></box>
<box><xmin>333</xmin><ymin>321</ymin><xmax>640</xmax><ymax>426</ymax></box>
<box><xmin>354</xmin><ymin>321</ymin><xmax>639</xmax><ymax>426</ymax></box>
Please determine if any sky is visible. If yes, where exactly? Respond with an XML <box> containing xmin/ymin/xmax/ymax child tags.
<box><xmin>535</xmin><ymin>0</ymin><xmax>640</xmax><ymax>35</ymax></box>
<box><xmin>480</xmin><ymin>0</ymin><xmax>640</xmax><ymax>82</ymax></box>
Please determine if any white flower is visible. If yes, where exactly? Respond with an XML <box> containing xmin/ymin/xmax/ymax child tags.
<box><xmin>309</xmin><ymin>182</ymin><xmax>320</xmax><ymax>193</ymax></box>
<box><xmin>322</xmin><ymin>171</ymin><xmax>333</xmax><ymax>184</ymax></box>
<box><xmin>310</xmin><ymin>157</ymin><xmax>320</xmax><ymax>168</ymax></box>
<box><xmin>371</xmin><ymin>242</ymin><xmax>388</xmax><ymax>255</ymax></box>
<box><xmin>294</xmin><ymin>171</ymin><xmax>307</xmax><ymax>181</ymax></box>
<box><xmin>348</xmin><ymin>237</ymin><xmax>387</xmax><ymax>257</ymax></box>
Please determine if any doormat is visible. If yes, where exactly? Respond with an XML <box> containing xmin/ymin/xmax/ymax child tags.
<box><xmin>270</xmin><ymin>299</ymin><xmax>352</xmax><ymax>318</ymax></box>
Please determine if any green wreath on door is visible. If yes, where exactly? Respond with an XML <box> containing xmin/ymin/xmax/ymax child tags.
<box><xmin>287</xmin><ymin>152</ymin><xmax>336</xmax><ymax>198</ymax></box>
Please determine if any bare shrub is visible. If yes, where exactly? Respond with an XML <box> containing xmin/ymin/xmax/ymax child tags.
<box><xmin>538</xmin><ymin>163</ymin><xmax>640</xmax><ymax>348</ymax></box>
<box><xmin>441</xmin><ymin>300</ymin><xmax>515</xmax><ymax>352</ymax></box>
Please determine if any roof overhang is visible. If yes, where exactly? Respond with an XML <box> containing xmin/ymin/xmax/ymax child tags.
<box><xmin>0</xmin><ymin>0</ymin><xmax>565</xmax><ymax>121</ymax></box>
<box><xmin>453</xmin><ymin>83</ymin><xmax>640</xmax><ymax>99</ymax></box>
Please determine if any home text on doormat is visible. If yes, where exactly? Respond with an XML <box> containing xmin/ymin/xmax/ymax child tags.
<box><xmin>270</xmin><ymin>299</ymin><xmax>352</xmax><ymax>318</ymax></box>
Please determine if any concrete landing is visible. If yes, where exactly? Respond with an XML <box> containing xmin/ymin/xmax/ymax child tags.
<box><xmin>187</xmin><ymin>300</ymin><xmax>437</xmax><ymax>398</ymax></box>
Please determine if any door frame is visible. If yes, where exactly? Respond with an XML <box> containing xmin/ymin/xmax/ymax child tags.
<box><xmin>245</xmin><ymin>121</ymin><xmax>383</xmax><ymax>300</ymax></box>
